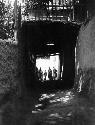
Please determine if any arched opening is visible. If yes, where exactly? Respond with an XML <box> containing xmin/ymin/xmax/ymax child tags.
<box><xmin>18</xmin><ymin>21</ymin><xmax>80</xmax><ymax>92</ymax></box>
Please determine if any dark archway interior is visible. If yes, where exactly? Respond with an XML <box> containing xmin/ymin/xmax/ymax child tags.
<box><xmin>18</xmin><ymin>21</ymin><xmax>80</xmax><ymax>92</ymax></box>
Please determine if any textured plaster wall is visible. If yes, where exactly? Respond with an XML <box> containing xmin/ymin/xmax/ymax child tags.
<box><xmin>78</xmin><ymin>17</ymin><xmax>95</xmax><ymax>68</ymax></box>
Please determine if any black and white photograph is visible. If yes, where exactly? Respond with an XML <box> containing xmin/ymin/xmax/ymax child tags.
<box><xmin>0</xmin><ymin>0</ymin><xmax>95</xmax><ymax>125</ymax></box>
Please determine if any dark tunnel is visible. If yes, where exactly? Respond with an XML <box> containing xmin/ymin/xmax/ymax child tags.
<box><xmin>17</xmin><ymin>21</ymin><xmax>80</xmax><ymax>92</ymax></box>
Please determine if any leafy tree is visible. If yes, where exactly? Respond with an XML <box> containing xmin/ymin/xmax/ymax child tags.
<box><xmin>0</xmin><ymin>1</ymin><xmax>16</xmax><ymax>38</ymax></box>
<box><xmin>0</xmin><ymin>1</ymin><xmax>6</xmax><ymax>25</ymax></box>
<box><xmin>24</xmin><ymin>0</ymin><xmax>78</xmax><ymax>19</ymax></box>
<box><xmin>24</xmin><ymin>0</ymin><xmax>53</xmax><ymax>16</ymax></box>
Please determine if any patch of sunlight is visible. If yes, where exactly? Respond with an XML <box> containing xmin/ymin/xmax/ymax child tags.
<box><xmin>67</xmin><ymin>112</ymin><xmax>72</xmax><ymax>116</ymax></box>
<box><xmin>32</xmin><ymin>110</ymin><xmax>38</xmax><ymax>113</ymax></box>
<box><xmin>78</xmin><ymin>75</ymin><xmax>83</xmax><ymax>92</ymax></box>
<box><xmin>49</xmin><ymin>97</ymin><xmax>69</xmax><ymax>103</ymax></box>
<box><xmin>49</xmin><ymin>113</ymin><xmax>63</xmax><ymax>119</ymax></box>
<box><xmin>49</xmin><ymin>91</ymin><xmax>74</xmax><ymax>104</ymax></box>
<box><xmin>39</xmin><ymin>93</ymin><xmax>55</xmax><ymax>101</ymax></box>
<box><xmin>32</xmin><ymin>109</ymin><xmax>42</xmax><ymax>114</ymax></box>
<box><xmin>35</xmin><ymin>104</ymin><xmax>42</xmax><ymax>108</ymax></box>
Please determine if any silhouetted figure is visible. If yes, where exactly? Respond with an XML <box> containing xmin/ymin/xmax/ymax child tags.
<box><xmin>38</xmin><ymin>67</ymin><xmax>43</xmax><ymax>81</ymax></box>
<box><xmin>48</xmin><ymin>67</ymin><xmax>52</xmax><ymax>80</ymax></box>
<box><xmin>44</xmin><ymin>70</ymin><xmax>47</xmax><ymax>81</ymax></box>
<box><xmin>53</xmin><ymin>67</ymin><xmax>57</xmax><ymax>80</ymax></box>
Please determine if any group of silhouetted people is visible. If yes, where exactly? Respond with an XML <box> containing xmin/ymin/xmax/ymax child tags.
<box><xmin>36</xmin><ymin>67</ymin><xmax>57</xmax><ymax>81</ymax></box>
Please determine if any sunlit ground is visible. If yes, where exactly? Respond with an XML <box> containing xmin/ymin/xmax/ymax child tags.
<box><xmin>30</xmin><ymin>89</ymin><xmax>95</xmax><ymax>125</ymax></box>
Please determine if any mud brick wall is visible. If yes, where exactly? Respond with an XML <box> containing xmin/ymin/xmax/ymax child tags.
<box><xmin>0</xmin><ymin>40</ymin><xmax>19</xmax><ymax>94</ymax></box>
<box><xmin>74</xmin><ymin>16</ymin><xmax>95</xmax><ymax>100</ymax></box>
<box><xmin>78</xmin><ymin>17</ymin><xmax>95</xmax><ymax>68</ymax></box>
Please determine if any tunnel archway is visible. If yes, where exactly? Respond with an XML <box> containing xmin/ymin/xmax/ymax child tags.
<box><xmin>17</xmin><ymin>21</ymin><xmax>80</xmax><ymax>92</ymax></box>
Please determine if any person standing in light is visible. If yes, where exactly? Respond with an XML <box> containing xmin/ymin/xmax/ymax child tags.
<box><xmin>44</xmin><ymin>70</ymin><xmax>47</xmax><ymax>81</ymax></box>
<box><xmin>48</xmin><ymin>67</ymin><xmax>52</xmax><ymax>80</ymax></box>
<box><xmin>53</xmin><ymin>67</ymin><xmax>57</xmax><ymax>80</ymax></box>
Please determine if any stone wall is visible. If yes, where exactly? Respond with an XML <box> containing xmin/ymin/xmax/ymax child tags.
<box><xmin>0</xmin><ymin>39</ymin><xmax>19</xmax><ymax>94</ymax></box>
<box><xmin>77</xmin><ymin>17</ymin><xmax>95</xmax><ymax>69</ymax></box>
<box><xmin>75</xmin><ymin>16</ymin><xmax>95</xmax><ymax>100</ymax></box>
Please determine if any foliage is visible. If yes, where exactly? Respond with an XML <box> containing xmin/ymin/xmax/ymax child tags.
<box><xmin>0</xmin><ymin>39</ymin><xmax>18</xmax><ymax>94</ymax></box>
<box><xmin>24</xmin><ymin>0</ymin><xmax>53</xmax><ymax>16</ymax></box>
<box><xmin>24</xmin><ymin>0</ymin><xmax>78</xmax><ymax>18</ymax></box>
<box><xmin>0</xmin><ymin>1</ymin><xmax>6</xmax><ymax>25</ymax></box>
<box><xmin>0</xmin><ymin>1</ymin><xmax>14</xmax><ymax>38</ymax></box>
